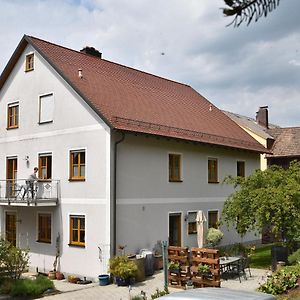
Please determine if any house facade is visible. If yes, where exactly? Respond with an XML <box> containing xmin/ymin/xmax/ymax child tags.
<box><xmin>0</xmin><ymin>35</ymin><xmax>266</xmax><ymax>279</ymax></box>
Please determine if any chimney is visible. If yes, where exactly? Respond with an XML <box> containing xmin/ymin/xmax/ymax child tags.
<box><xmin>256</xmin><ymin>106</ymin><xmax>269</xmax><ymax>128</ymax></box>
<box><xmin>80</xmin><ymin>46</ymin><xmax>102</xmax><ymax>59</ymax></box>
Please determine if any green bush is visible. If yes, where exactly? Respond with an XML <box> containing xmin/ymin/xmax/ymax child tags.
<box><xmin>0</xmin><ymin>239</ymin><xmax>29</xmax><ymax>280</ymax></box>
<box><xmin>205</xmin><ymin>228</ymin><xmax>223</xmax><ymax>247</ymax></box>
<box><xmin>258</xmin><ymin>265</ymin><xmax>300</xmax><ymax>295</ymax></box>
<box><xmin>10</xmin><ymin>275</ymin><xmax>54</xmax><ymax>297</ymax></box>
<box><xmin>108</xmin><ymin>256</ymin><xmax>137</xmax><ymax>280</ymax></box>
<box><xmin>288</xmin><ymin>248</ymin><xmax>300</xmax><ymax>265</ymax></box>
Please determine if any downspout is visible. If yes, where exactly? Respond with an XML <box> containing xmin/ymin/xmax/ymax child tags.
<box><xmin>113</xmin><ymin>131</ymin><xmax>125</xmax><ymax>255</ymax></box>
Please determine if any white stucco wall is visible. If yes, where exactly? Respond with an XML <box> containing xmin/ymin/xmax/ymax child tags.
<box><xmin>0</xmin><ymin>45</ymin><xmax>111</xmax><ymax>278</ymax></box>
<box><xmin>116</xmin><ymin>134</ymin><xmax>260</xmax><ymax>254</ymax></box>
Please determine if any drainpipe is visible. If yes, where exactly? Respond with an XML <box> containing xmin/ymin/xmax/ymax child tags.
<box><xmin>113</xmin><ymin>131</ymin><xmax>125</xmax><ymax>255</ymax></box>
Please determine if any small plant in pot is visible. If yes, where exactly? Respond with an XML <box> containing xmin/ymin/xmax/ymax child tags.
<box><xmin>108</xmin><ymin>256</ymin><xmax>137</xmax><ymax>286</ymax></box>
<box><xmin>197</xmin><ymin>264</ymin><xmax>211</xmax><ymax>277</ymax></box>
<box><xmin>205</xmin><ymin>228</ymin><xmax>223</xmax><ymax>248</ymax></box>
<box><xmin>168</xmin><ymin>261</ymin><xmax>180</xmax><ymax>274</ymax></box>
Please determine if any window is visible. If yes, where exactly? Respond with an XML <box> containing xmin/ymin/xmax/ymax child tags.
<box><xmin>7</xmin><ymin>103</ymin><xmax>19</xmax><ymax>129</ymax></box>
<box><xmin>169</xmin><ymin>154</ymin><xmax>181</xmax><ymax>182</ymax></box>
<box><xmin>208</xmin><ymin>158</ymin><xmax>218</xmax><ymax>183</ymax></box>
<box><xmin>70</xmin><ymin>150</ymin><xmax>85</xmax><ymax>180</ymax></box>
<box><xmin>25</xmin><ymin>53</ymin><xmax>34</xmax><ymax>72</ymax></box>
<box><xmin>38</xmin><ymin>213</ymin><xmax>51</xmax><ymax>243</ymax></box>
<box><xmin>38</xmin><ymin>154</ymin><xmax>52</xmax><ymax>179</ymax></box>
<box><xmin>208</xmin><ymin>211</ymin><xmax>219</xmax><ymax>229</ymax></box>
<box><xmin>39</xmin><ymin>94</ymin><xmax>54</xmax><ymax>124</ymax></box>
<box><xmin>187</xmin><ymin>212</ymin><xmax>197</xmax><ymax>234</ymax></box>
<box><xmin>69</xmin><ymin>215</ymin><xmax>85</xmax><ymax>247</ymax></box>
<box><xmin>237</xmin><ymin>161</ymin><xmax>245</xmax><ymax>177</ymax></box>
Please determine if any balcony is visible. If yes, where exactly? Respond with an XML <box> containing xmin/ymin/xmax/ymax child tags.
<box><xmin>0</xmin><ymin>179</ymin><xmax>60</xmax><ymax>206</ymax></box>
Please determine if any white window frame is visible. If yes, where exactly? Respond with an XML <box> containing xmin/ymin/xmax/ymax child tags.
<box><xmin>167</xmin><ymin>152</ymin><xmax>183</xmax><ymax>182</ymax></box>
<box><xmin>186</xmin><ymin>210</ymin><xmax>197</xmax><ymax>235</ymax></box>
<box><xmin>207</xmin><ymin>209</ymin><xmax>220</xmax><ymax>229</ymax></box>
<box><xmin>38</xmin><ymin>93</ymin><xmax>54</xmax><ymax>124</ymax></box>
<box><xmin>36</xmin><ymin>211</ymin><xmax>53</xmax><ymax>244</ymax></box>
<box><xmin>68</xmin><ymin>213</ymin><xmax>87</xmax><ymax>248</ymax></box>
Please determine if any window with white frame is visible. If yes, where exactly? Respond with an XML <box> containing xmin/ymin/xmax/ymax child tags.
<box><xmin>208</xmin><ymin>210</ymin><xmax>219</xmax><ymax>229</ymax></box>
<box><xmin>37</xmin><ymin>213</ymin><xmax>51</xmax><ymax>243</ymax></box>
<box><xmin>69</xmin><ymin>150</ymin><xmax>85</xmax><ymax>181</ymax></box>
<box><xmin>187</xmin><ymin>211</ymin><xmax>197</xmax><ymax>234</ymax></box>
<box><xmin>38</xmin><ymin>154</ymin><xmax>52</xmax><ymax>179</ymax></box>
<box><xmin>39</xmin><ymin>94</ymin><xmax>54</xmax><ymax>124</ymax></box>
<box><xmin>69</xmin><ymin>215</ymin><xmax>85</xmax><ymax>247</ymax></box>
<box><xmin>7</xmin><ymin>102</ymin><xmax>19</xmax><ymax>129</ymax></box>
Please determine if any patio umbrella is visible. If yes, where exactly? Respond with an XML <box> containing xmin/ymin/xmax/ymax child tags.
<box><xmin>196</xmin><ymin>210</ymin><xmax>207</xmax><ymax>248</ymax></box>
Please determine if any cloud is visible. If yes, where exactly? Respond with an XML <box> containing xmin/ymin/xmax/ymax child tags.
<box><xmin>0</xmin><ymin>0</ymin><xmax>299</xmax><ymax>126</ymax></box>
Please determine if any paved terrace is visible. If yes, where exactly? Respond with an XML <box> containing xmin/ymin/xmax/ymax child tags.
<box><xmin>39</xmin><ymin>268</ymin><xmax>270</xmax><ymax>300</ymax></box>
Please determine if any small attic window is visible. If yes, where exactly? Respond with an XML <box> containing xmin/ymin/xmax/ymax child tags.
<box><xmin>25</xmin><ymin>53</ymin><xmax>34</xmax><ymax>72</ymax></box>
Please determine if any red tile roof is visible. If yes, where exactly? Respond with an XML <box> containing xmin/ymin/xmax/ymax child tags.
<box><xmin>1</xmin><ymin>35</ymin><xmax>268</xmax><ymax>153</ymax></box>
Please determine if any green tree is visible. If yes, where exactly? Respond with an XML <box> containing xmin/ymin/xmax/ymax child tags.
<box><xmin>221</xmin><ymin>161</ymin><xmax>300</xmax><ymax>245</ymax></box>
<box><xmin>223</xmin><ymin>0</ymin><xmax>281</xmax><ymax>27</ymax></box>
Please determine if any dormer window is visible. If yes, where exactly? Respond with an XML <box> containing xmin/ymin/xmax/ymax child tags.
<box><xmin>25</xmin><ymin>53</ymin><xmax>34</xmax><ymax>72</ymax></box>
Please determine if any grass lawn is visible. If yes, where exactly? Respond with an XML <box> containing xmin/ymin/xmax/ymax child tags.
<box><xmin>250</xmin><ymin>244</ymin><xmax>272</xmax><ymax>269</ymax></box>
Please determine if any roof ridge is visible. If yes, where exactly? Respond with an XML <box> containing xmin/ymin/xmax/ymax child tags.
<box><xmin>27</xmin><ymin>35</ymin><xmax>191</xmax><ymax>89</ymax></box>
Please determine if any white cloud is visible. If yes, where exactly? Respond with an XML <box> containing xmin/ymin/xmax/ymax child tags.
<box><xmin>0</xmin><ymin>0</ymin><xmax>299</xmax><ymax>126</ymax></box>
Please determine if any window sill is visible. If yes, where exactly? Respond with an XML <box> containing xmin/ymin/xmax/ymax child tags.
<box><xmin>68</xmin><ymin>243</ymin><xmax>85</xmax><ymax>248</ymax></box>
<box><xmin>36</xmin><ymin>240</ymin><xmax>51</xmax><ymax>244</ymax></box>
<box><xmin>38</xmin><ymin>120</ymin><xmax>53</xmax><ymax>125</ymax></box>
<box><xmin>169</xmin><ymin>180</ymin><xmax>183</xmax><ymax>183</ymax></box>
<box><xmin>6</xmin><ymin>126</ymin><xmax>19</xmax><ymax>130</ymax></box>
<box><xmin>208</xmin><ymin>181</ymin><xmax>219</xmax><ymax>184</ymax></box>
<box><xmin>69</xmin><ymin>178</ymin><xmax>85</xmax><ymax>182</ymax></box>
<box><xmin>25</xmin><ymin>68</ymin><xmax>34</xmax><ymax>72</ymax></box>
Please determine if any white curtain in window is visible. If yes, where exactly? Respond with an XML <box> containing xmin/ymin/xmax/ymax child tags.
<box><xmin>40</xmin><ymin>94</ymin><xmax>54</xmax><ymax>123</ymax></box>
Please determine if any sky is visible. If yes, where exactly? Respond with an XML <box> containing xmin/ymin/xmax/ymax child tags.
<box><xmin>0</xmin><ymin>0</ymin><xmax>299</xmax><ymax>127</ymax></box>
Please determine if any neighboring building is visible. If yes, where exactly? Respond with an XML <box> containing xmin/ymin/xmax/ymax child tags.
<box><xmin>224</xmin><ymin>106</ymin><xmax>300</xmax><ymax>170</ymax></box>
<box><xmin>0</xmin><ymin>35</ymin><xmax>267</xmax><ymax>279</ymax></box>
<box><xmin>223</xmin><ymin>107</ymin><xmax>279</xmax><ymax>170</ymax></box>
<box><xmin>266</xmin><ymin>127</ymin><xmax>300</xmax><ymax>168</ymax></box>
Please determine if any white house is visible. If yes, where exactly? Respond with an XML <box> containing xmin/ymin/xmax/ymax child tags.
<box><xmin>0</xmin><ymin>35</ymin><xmax>267</xmax><ymax>279</ymax></box>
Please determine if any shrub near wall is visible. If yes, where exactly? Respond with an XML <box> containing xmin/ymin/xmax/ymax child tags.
<box><xmin>0</xmin><ymin>239</ymin><xmax>29</xmax><ymax>280</ymax></box>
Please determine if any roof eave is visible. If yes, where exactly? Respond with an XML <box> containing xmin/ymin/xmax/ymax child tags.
<box><xmin>0</xmin><ymin>34</ymin><xmax>28</xmax><ymax>91</ymax></box>
<box><xmin>24</xmin><ymin>36</ymin><xmax>113</xmax><ymax>130</ymax></box>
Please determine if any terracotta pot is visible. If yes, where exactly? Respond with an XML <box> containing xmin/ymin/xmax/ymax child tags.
<box><xmin>56</xmin><ymin>272</ymin><xmax>65</xmax><ymax>280</ymax></box>
<box><xmin>48</xmin><ymin>271</ymin><xmax>56</xmax><ymax>280</ymax></box>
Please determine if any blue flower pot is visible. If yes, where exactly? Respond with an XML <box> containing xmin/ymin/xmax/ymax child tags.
<box><xmin>98</xmin><ymin>274</ymin><xmax>110</xmax><ymax>286</ymax></box>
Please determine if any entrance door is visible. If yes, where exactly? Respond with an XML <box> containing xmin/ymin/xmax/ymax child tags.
<box><xmin>6</xmin><ymin>158</ymin><xmax>17</xmax><ymax>197</ymax></box>
<box><xmin>5</xmin><ymin>212</ymin><xmax>17</xmax><ymax>246</ymax></box>
<box><xmin>169</xmin><ymin>213</ymin><xmax>182</xmax><ymax>246</ymax></box>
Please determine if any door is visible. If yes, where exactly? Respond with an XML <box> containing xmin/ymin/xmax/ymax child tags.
<box><xmin>6</xmin><ymin>157</ymin><xmax>17</xmax><ymax>197</ymax></box>
<box><xmin>169</xmin><ymin>213</ymin><xmax>182</xmax><ymax>246</ymax></box>
<box><xmin>5</xmin><ymin>212</ymin><xmax>17</xmax><ymax>246</ymax></box>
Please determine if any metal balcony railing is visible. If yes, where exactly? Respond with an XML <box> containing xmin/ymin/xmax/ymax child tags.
<box><xmin>0</xmin><ymin>179</ymin><xmax>60</xmax><ymax>206</ymax></box>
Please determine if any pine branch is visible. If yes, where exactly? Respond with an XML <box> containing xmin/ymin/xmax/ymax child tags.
<box><xmin>223</xmin><ymin>0</ymin><xmax>281</xmax><ymax>27</ymax></box>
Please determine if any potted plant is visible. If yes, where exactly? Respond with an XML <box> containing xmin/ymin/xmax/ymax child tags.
<box><xmin>153</xmin><ymin>241</ymin><xmax>163</xmax><ymax>270</ymax></box>
<box><xmin>205</xmin><ymin>228</ymin><xmax>223</xmax><ymax>248</ymax></box>
<box><xmin>197</xmin><ymin>264</ymin><xmax>211</xmax><ymax>277</ymax></box>
<box><xmin>168</xmin><ymin>261</ymin><xmax>180</xmax><ymax>274</ymax></box>
<box><xmin>108</xmin><ymin>256</ymin><xmax>137</xmax><ymax>286</ymax></box>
